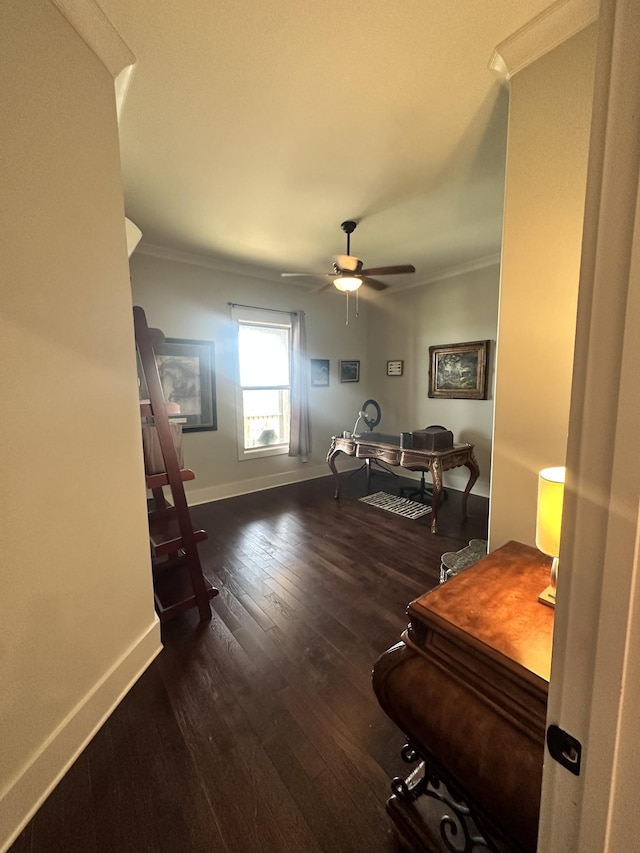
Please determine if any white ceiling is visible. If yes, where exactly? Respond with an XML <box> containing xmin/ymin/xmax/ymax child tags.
<box><xmin>99</xmin><ymin>0</ymin><xmax>554</xmax><ymax>287</ymax></box>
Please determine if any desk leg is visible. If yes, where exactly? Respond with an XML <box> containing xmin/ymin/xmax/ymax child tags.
<box><xmin>326</xmin><ymin>442</ymin><xmax>342</xmax><ymax>499</ymax></box>
<box><xmin>461</xmin><ymin>450</ymin><xmax>480</xmax><ymax>518</ymax></box>
<box><xmin>365</xmin><ymin>458</ymin><xmax>372</xmax><ymax>494</ymax></box>
<box><xmin>430</xmin><ymin>462</ymin><xmax>443</xmax><ymax>534</ymax></box>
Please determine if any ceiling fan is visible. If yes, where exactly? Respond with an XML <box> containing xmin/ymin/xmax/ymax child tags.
<box><xmin>281</xmin><ymin>220</ymin><xmax>416</xmax><ymax>292</ymax></box>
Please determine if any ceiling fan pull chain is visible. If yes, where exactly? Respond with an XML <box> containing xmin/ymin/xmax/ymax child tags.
<box><xmin>355</xmin><ymin>288</ymin><xmax>359</xmax><ymax>318</ymax></box>
<box><xmin>346</xmin><ymin>291</ymin><xmax>350</xmax><ymax>325</ymax></box>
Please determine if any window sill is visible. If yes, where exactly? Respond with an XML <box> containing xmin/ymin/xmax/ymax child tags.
<box><xmin>238</xmin><ymin>444</ymin><xmax>289</xmax><ymax>461</ymax></box>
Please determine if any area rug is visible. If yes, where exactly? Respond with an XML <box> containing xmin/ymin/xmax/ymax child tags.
<box><xmin>359</xmin><ymin>491</ymin><xmax>433</xmax><ymax>520</ymax></box>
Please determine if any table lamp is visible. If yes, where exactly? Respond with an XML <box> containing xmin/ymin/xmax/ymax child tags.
<box><xmin>535</xmin><ymin>466</ymin><xmax>565</xmax><ymax>607</ymax></box>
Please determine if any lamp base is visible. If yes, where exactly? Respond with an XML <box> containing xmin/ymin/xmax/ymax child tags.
<box><xmin>538</xmin><ymin>585</ymin><xmax>556</xmax><ymax>608</ymax></box>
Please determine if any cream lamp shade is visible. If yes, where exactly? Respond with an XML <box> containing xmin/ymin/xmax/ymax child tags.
<box><xmin>333</xmin><ymin>275</ymin><xmax>362</xmax><ymax>292</ymax></box>
<box><xmin>535</xmin><ymin>466</ymin><xmax>565</xmax><ymax>607</ymax></box>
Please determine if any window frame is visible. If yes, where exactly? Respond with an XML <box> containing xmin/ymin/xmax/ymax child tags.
<box><xmin>233</xmin><ymin>309</ymin><xmax>292</xmax><ymax>461</ymax></box>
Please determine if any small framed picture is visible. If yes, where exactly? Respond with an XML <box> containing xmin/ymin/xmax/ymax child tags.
<box><xmin>310</xmin><ymin>358</ymin><xmax>330</xmax><ymax>387</ymax></box>
<box><xmin>340</xmin><ymin>360</ymin><xmax>360</xmax><ymax>383</ymax></box>
<box><xmin>387</xmin><ymin>360</ymin><xmax>404</xmax><ymax>377</ymax></box>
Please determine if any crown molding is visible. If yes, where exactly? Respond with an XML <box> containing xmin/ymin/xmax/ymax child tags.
<box><xmin>137</xmin><ymin>242</ymin><xmax>502</xmax><ymax>291</ymax></box>
<box><xmin>394</xmin><ymin>253</ymin><xmax>502</xmax><ymax>292</ymax></box>
<box><xmin>135</xmin><ymin>242</ymin><xmax>288</xmax><ymax>285</ymax></box>
<box><xmin>425</xmin><ymin>252</ymin><xmax>502</xmax><ymax>284</ymax></box>
<box><xmin>51</xmin><ymin>0</ymin><xmax>135</xmax><ymax>78</ymax></box>
<box><xmin>137</xmin><ymin>241</ymin><xmax>502</xmax><ymax>292</ymax></box>
<box><xmin>489</xmin><ymin>0</ymin><xmax>599</xmax><ymax>80</ymax></box>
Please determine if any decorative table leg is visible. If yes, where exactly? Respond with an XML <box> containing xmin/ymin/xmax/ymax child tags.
<box><xmin>430</xmin><ymin>461</ymin><xmax>443</xmax><ymax>533</ymax></box>
<box><xmin>461</xmin><ymin>449</ymin><xmax>480</xmax><ymax>519</ymax></box>
<box><xmin>326</xmin><ymin>439</ymin><xmax>342</xmax><ymax>499</ymax></box>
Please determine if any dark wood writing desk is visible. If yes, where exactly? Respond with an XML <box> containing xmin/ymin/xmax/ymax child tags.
<box><xmin>372</xmin><ymin>541</ymin><xmax>554</xmax><ymax>852</ymax></box>
<box><xmin>326</xmin><ymin>434</ymin><xmax>480</xmax><ymax>533</ymax></box>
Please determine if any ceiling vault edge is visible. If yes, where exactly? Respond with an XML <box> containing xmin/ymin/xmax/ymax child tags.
<box><xmin>50</xmin><ymin>0</ymin><xmax>135</xmax><ymax>78</ymax></box>
<box><xmin>489</xmin><ymin>0</ymin><xmax>600</xmax><ymax>80</ymax></box>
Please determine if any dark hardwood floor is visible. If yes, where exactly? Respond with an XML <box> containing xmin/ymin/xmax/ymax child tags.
<box><xmin>11</xmin><ymin>472</ymin><xmax>488</xmax><ymax>853</ymax></box>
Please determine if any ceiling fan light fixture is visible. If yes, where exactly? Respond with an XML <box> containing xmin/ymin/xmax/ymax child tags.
<box><xmin>333</xmin><ymin>275</ymin><xmax>361</xmax><ymax>292</ymax></box>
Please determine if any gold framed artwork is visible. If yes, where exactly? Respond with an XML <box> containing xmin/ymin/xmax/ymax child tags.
<box><xmin>428</xmin><ymin>340</ymin><xmax>489</xmax><ymax>400</ymax></box>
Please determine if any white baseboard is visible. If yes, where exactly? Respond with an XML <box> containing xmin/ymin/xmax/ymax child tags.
<box><xmin>185</xmin><ymin>461</ymin><xmax>359</xmax><ymax>505</ymax></box>
<box><xmin>0</xmin><ymin>619</ymin><xmax>162</xmax><ymax>852</ymax></box>
<box><xmin>184</xmin><ymin>461</ymin><xmax>489</xmax><ymax>505</ymax></box>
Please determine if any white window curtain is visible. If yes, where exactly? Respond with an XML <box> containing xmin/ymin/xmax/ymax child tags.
<box><xmin>289</xmin><ymin>310</ymin><xmax>311</xmax><ymax>460</ymax></box>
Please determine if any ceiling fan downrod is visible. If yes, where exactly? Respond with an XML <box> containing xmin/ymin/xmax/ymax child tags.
<box><xmin>339</xmin><ymin>223</ymin><xmax>359</xmax><ymax>325</ymax></box>
<box><xmin>341</xmin><ymin>220</ymin><xmax>357</xmax><ymax>257</ymax></box>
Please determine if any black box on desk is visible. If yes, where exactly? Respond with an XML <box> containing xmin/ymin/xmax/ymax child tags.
<box><xmin>400</xmin><ymin>432</ymin><xmax>413</xmax><ymax>448</ymax></box>
<box><xmin>411</xmin><ymin>427</ymin><xmax>454</xmax><ymax>451</ymax></box>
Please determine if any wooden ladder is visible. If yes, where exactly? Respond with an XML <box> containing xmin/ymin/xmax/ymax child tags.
<box><xmin>134</xmin><ymin>305</ymin><xmax>217</xmax><ymax>622</ymax></box>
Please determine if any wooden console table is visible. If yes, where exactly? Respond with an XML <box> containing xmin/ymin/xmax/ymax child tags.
<box><xmin>326</xmin><ymin>434</ymin><xmax>479</xmax><ymax>533</ymax></box>
<box><xmin>372</xmin><ymin>541</ymin><xmax>554</xmax><ymax>852</ymax></box>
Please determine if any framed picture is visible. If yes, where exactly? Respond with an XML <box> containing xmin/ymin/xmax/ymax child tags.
<box><xmin>387</xmin><ymin>360</ymin><xmax>404</xmax><ymax>377</ymax></box>
<box><xmin>310</xmin><ymin>358</ymin><xmax>330</xmax><ymax>387</ymax></box>
<box><xmin>340</xmin><ymin>360</ymin><xmax>360</xmax><ymax>383</ymax></box>
<box><xmin>143</xmin><ymin>338</ymin><xmax>217</xmax><ymax>431</ymax></box>
<box><xmin>428</xmin><ymin>340</ymin><xmax>489</xmax><ymax>400</ymax></box>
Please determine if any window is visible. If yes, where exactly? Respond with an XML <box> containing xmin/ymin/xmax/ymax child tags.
<box><xmin>235</xmin><ymin>311</ymin><xmax>291</xmax><ymax>459</ymax></box>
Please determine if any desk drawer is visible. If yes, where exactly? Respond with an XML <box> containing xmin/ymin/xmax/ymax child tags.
<box><xmin>355</xmin><ymin>442</ymin><xmax>401</xmax><ymax>464</ymax></box>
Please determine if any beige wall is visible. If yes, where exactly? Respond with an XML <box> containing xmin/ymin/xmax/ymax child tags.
<box><xmin>366</xmin><ymin>265</ymin><xmax>500</xmax><ymax>497</ymax></box>
<box><xmin>130</xmin><ymin>253</ymin><xmax>499</xmax><ymax>501</ymax></box>
<box><xmin>488</xmin><ymin>24</ymin><xmax>598</xmax><ymax>550</ymax></box>
<box><xmin>0</xmin><ymin>2</ymin><xmax>160</xmax><ymax>847</ymax></box>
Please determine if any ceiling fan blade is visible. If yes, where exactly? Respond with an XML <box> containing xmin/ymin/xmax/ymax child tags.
<box><xmin>281</xmin><ymin>272</ymin><xmax>332</xmax><ymax>277</ymax></box>
<box><xmin>361</xmin><ymin>277</ymin><xmax>389</xmax><ymax>291</ymax></box>
<box><xmin>359</xmin><ymin>265</ymin><xmax>416</xmax><ymax>276</ymax></box>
